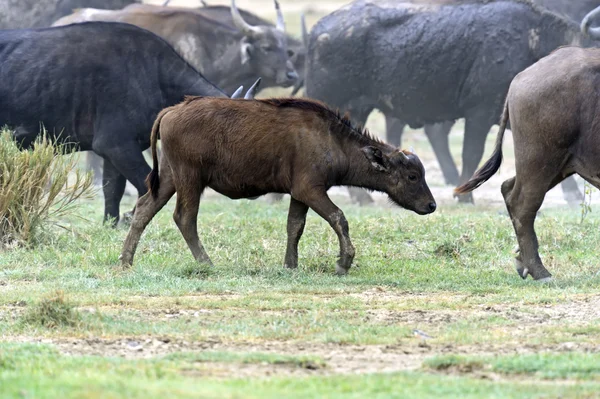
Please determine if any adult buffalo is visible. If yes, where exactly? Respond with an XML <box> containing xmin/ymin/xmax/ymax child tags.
<box><xmin>53</xmin><ymin>0</ymin><xmax>298</xmax><ymax>93</ymax></box>
<box><xmin>305</xmin><ymin>0</ymin><xmax>594</xmax><ymax>204</ymax></box>
<box><xmin>0</xmin><ymin>21</ymin><xmax>257</xmax><ymax>225</ymax></box>
<box><xmin>0</xmin><ymin>0</ymin><xmax>139</xmax><ymax>29</ymax></box>
<box><xmin>53</xmin><ymin>0</ymin><xmax>298</xmax><ymax>191</ymax></box>
<box><xmin>455</xmin><ymin>45</ymin><xmax>600</xmax><ymax>280</ymax></box>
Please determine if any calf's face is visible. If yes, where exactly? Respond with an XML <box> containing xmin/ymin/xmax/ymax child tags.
<box><xmin>362</xmin><ymin>147</ymin><xmax>437</xmax><ymax>215</ymax></box>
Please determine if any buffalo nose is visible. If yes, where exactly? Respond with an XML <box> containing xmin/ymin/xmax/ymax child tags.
<box><xmin>428</xmin><ymin>202</ymin><xmax>437</xmax><ymax>212</ymax></box>
<box><xmin>287</xmin><ymin>71</ymin><xmax>299</xmax><ymax>81</ymax></box>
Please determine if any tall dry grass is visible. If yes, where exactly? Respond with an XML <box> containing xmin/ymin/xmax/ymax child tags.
<box><xmin>0</xmin><ymin>127</ymin><xmax>94</xmax><ymax>246</ymax></box>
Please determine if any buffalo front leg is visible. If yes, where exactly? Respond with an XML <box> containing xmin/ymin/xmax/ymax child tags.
<box><xmin>560</xmin><ymin>176</ymin><xmax>583</xmax><ymax>206</ymax></box>
<box><xmin>301</xmin><ymin>192</ymin><xmax>355</xmax><ymax>275</ymax></box>
<box><xmin>424</xmin><ymin>121</ymin><xmax>459</xmax><ymax>186</ymax></box>
<box><xmin>384</xmin><ymin>115</ymin><xmax>406</xmax><ymax>147</ymax></box>
<box><xmin>172</xmin><ymin>181</ymin><xmax>212</xmax><ymax>266</ymax></box>
<box><xmin>283</xmin><ymin>197</ymin><xmax>309</xmax><ymax>269</ymax></box>
<box><xmin>501</xmin><ymin>176</ymin><xmax>552</xmax><ymax>281</ymax></box>
<box><xmin>456</xmin><ymin>112</ymin><xmax>495</xmax><ymax>203</ymax></box>
<box><xmin>120</xmin><ymin>159</ymin><xmax>176</xmax><ymax>267</ymax></box>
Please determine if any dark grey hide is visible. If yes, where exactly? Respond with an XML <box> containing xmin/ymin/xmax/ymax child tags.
<box><xmin>0</xmin><ymin>0</ymin><xmax>139</xmax><ymax>29</ymax></box>
<box><xmin>305</xmin><ymin>0</ymin><xmax>592</xmax><ymax>204</ymax></box>
<box><xmin>0</xmin><ymin>22</ymin><xmax>248</xmax><ymax>225</ymax></box>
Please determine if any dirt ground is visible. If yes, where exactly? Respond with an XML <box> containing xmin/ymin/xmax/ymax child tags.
<box><xmin>4</xmin><ymin>293</ymin><xmax>600</xmax><ymax>378</ymax></box>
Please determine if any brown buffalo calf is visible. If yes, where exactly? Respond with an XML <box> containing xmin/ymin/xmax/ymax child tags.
<box><xmin>120</xmin><ymin>97</ymin><xmax>437</xmax><ymax>275</ymax></box>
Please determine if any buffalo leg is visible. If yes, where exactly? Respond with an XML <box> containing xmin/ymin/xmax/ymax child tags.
<box><xmin>120</xmin><ymin>159</ymin><xmax>176</xmax><ymax>267</ymax></box>
<box><xmin>301</xmin><ymin>191</ymin><xmax>355</xmax><ymax>275</ymax></box>
<box><xmin>384</xmin><ymin>115</ymin><xmax>405</xmax><ymax>147</ymax></box>
<box><xmin>424</xmin><ymin>121</ymin><xmax>459</xmax><ymax>185</ymax></box>
<box><xmin>501</xmin><ymin>175</ymin><xmax>553</xmax><ymax>281</ymax></box>
<box><xmin>283</xmin><ymin>197</ymin><xmax>309</xmax><ymax>269</ymax></box>
<box><xmin>172</xmin><ymin>173</ymin><xmax>212</xmax><ymax>265</ymax></box>
<box><xmin>347</xmin><ymin>107</ymin><xmax>376</xmax><ymax>205</ymax></box>
<box><xmin>93</xmin><ymin>139</ymin><xmax>152</xmax><ymax>222</ymax></box>
<box><xmin>456</xmin><ymin>112</ymin><xmax>495</xmax><ymax>203</ymax></box>
<box><xmin>102</xmin><ymin>159</ymin><xmax>126</xmax><ymax>226</ymax></box>
<box><xmin>560</xmin><ymin>176</ymin><xmax>583</xmax><ymax>206</ymax></box>
<box><xmin>86</xmin><ymin>152</ymin><xmax>104</xmax><ymax>187</ymax></box>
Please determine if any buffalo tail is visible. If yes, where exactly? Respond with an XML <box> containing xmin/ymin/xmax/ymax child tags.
<box><xmin>146</xmin><ymin>108</ymin><xmax>170</xmax><ymax>198</ymax></box>
<box><xmin>454</xmin><ymin>99</ymin><xmax>509</xmax><ymax>195</ymax></box>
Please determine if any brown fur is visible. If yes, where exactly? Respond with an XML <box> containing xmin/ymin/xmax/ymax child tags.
<box><xmin>121</xmin><ymin>97</ymin><xmax>437</xmax><ymax>274</ymax></box>
<box><xmin>454</xmin><ymin>46</ymin><xmax>600</xmax><ymax>281</ymax></box>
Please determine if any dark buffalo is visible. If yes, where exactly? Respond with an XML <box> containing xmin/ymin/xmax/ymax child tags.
<box><xmin>0</xmin><ymin>21</ymin><xmax>256</xmax><ymax>225</ymax></box>
<box><xmin>120</xmin><ymin>97</ymin><xmax>436</xmax><ymax>274</ymax></box>
<box><xmin>455</xmin><ymin>45</ymin><xmax>600</xmax><ymax>280</ymax></box>
<box><xmin>53</xmin><ymin>0</ymin><xmax>298</xmax><ymax>93</ymax></box>
<box><xmin>54</xmin><ymin>0</ymin><xmax>297</xmax><ymax>190</ymax></box>
<box><xmin>305</xmin><ymin>0</ymin><xmax>594</xmax><ymax>204</ymax></box>
<box><xmin>0</xmin><ymin>0</ymin><xmax>139</xmax><ymax>29</ymax></box>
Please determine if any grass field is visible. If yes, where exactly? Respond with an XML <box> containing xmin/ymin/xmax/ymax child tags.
<box><xmin>2</xmin><ymin>0</ymin><xmax>600</xmax><ymax>397</ymax></box>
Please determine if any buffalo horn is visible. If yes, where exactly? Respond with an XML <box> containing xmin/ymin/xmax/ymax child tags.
<box><xmin>301</xmin><ymin>13</ymin><xmax>309</xmax><ymax>47</ymax></box>
<box><xmin>231</xmin><ymin>85</ymin><xmax>244</xmax><ymax>98</ymax></box>
<box><xmin>231</xmin><ymin>0</ymin><xmax>260</xmax><ymax>35</ymax></box>
<box><xmin>244</xmin><ymin>78</ymin><xmax>262</xmax><ymax>99</ymax></box>
<box><xmin>582</xmin><ymin>6</ymin><xmax>600</xmax><ymax>40</ymax></box>
<box><xmin>275</xmin><ymin>0</ymin><xmax>285</xmax><ymax>32</ymax></box>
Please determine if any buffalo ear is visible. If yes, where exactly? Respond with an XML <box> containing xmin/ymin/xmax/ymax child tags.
<box><xmin>240</xmin><ymin>38</ymin><xmax>253</xmax><ymax>64</ymax></box>
<box><xmin>361</xmin><ymin>146</ymin><xmax>389</xmax><ymax>172</ymax></box>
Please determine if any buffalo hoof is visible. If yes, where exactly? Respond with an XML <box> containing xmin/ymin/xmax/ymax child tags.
<box><xmin>336</xmin><ymin>264</ymin><xmax>349</xmax><ymax>276</ymax></box>
<box><xmin>515</xmin><ymin>258</ymin><xmax>552</xmax><ymax>280</ymax></box>
<box><xmin>118</xmin><ymin>211</ymin><xmax>134</xmax><ymax>228</ymax></box>
<box><xmin>454</xmin><ymin>192</ymin><xmax>474</xmax><ymax>204</ymax></box>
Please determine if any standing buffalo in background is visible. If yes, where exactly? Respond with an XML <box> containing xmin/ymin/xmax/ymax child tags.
<box><xmin>120</xmin><ymin>97</ymin><xmax>436</xmax><ymax>274</ymax></box>
<box><xmin>306</xmin><ymin>0</ymin><xmax>596</xmax><ymax>204</ymax></box>
<box><xmin>53</xmin><ymin>0</ymin><xmax>298</xmax><ymax>93</ymax></box>
<box><xmin>0</xmin><ymin>0</ymin><xmax>139</xmax><ymax>29</ymax></box>
<box><xmin>0</xmin><ymin>21</ymin><xmax>257</xmax><ymax>225</ymax></box>
<box><xmin>54</xmin><ymin>0</ymin><xmax>299</xmax><ymax>190</ymax></box>
<box><xmin>455</xmin><ymin>43</ymin><xmax>600</xmax><ymax>280</ymax></box>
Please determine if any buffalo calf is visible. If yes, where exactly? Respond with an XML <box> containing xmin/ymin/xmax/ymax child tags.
<box><xmin>120</xmin><ymin>97</ymin><xmax>436</xmax><ymax>274</ymax></box>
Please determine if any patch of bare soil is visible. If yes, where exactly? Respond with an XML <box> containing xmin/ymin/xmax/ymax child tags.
<box><xmin>4</xmin><ymin>335</ymin><xmax>600</xmax><ymax>379</ymax></box>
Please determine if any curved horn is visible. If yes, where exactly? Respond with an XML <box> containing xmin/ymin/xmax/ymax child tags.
<box><xmin>274</xmin><ymin>0</ymin><xmax>285</xmax><ymax>32</ymax></box>
<box><xmin>301</xmin><ymin>13</ymin><xmax>309</xmax><ymax>47</ymax></box>
<box><xmin>231</xmin><ymin>85</ymin><xmax>244</xmax><ymax>99</ymax></box>
<box><xmin>581</xmin><ymin>5</ymin><xmax>600</xmax><ymax>39</ymax></box>
<box><xmin>231</xmin><ymin>0</ymin><xmax>260</xmax><ymax>35</ymax></box>
<box><xmin>244</xmin><ymin>78</ymin><xmax>262</xmax><ymax>99</ymax></box>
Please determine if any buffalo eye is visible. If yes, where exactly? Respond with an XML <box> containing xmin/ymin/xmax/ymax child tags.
<box><xmin>408</xmin><ymin>175</ymin><xmax>418</xmax><ymax>182</ymax></box>
<box><xmin>287</xmin><ymin>49</ymin><xmax>295</xmax><ymax>57</ymax></box>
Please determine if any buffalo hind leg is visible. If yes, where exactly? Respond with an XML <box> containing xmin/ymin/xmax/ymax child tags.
<box><xmin>102</xmin><ymin>159</ymin><xmax>126</xmax><ymax>226</ymax></box>
<box><xmin>501</xmin><ymin>175</ymin><xmax>553</xmax><ymax>281</ymax></box>
<box><xmin>425</xmin><ymin>121</ymin><xmax>459</xmax><ymax>185</ymax></box>
<box><xmin>120</xmin><ymin>160</ymin><xmax>176</xmax><ymax>267</ymax></box>
<box><xmin>300</xmin><ymin>191</ymin><xmax>355</xmax><ymax>275</ymax></box>
<box><xmin>283</xmin><ymin>197</ymin><xmax>310</xmax><ymax>269</ymax></box>
<box><xmin>172</xmin><ymin>177</ymin><xmax>212</xmax><ymax>265</ymax></box>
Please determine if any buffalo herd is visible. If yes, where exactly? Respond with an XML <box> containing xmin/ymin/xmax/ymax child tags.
<box><xmin>2</xmin><ymin>0</ymin><xmax>600</xmax><ymax>280</ymax></box>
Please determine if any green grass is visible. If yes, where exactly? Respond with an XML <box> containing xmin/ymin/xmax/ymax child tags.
<box><xmin>2</xmin><ymin>343</ymin><xmax>600</xmax><ymax>399</ymax></box>
<box><xmin>425</xmin><ymin>353</ymin><xmax>600</xmax><ymax>380</ymax></box>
